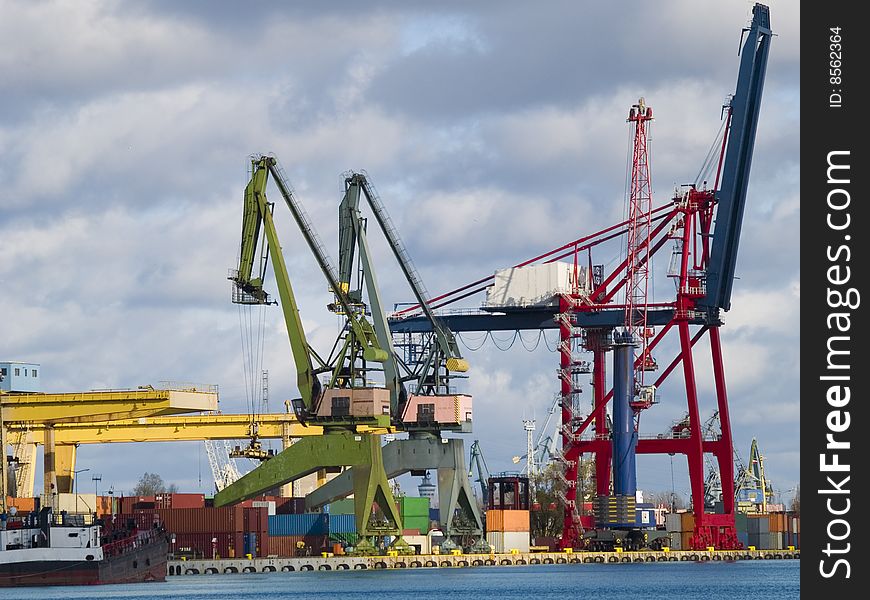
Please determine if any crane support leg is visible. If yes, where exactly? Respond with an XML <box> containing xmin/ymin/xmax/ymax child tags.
<box><xmin>214</xmin><ymin>433</ymin><xmax>405</xmax><ymax>549</ymax></box>
<box><xmin>43</xmin><ymin>426</ymin><xmax>58</xmax><ymax>499</ymax></box>
<box><xmin>304</xmin><ymin>438</ymin><xmax>485</xmax><ymax>542</ymax></box>
<box><xmin>54</xmin><ymin>444</ymin><xmax>78</xmax><ymax>494</ymax></box>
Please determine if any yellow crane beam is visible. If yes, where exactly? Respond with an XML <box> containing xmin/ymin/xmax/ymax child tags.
<box><xmin>6</xmin><ymin>411</ymin><xmax>389</xmax><ymax>498</ymax></box>
<box><xmin>7</xmin><ymin>412</ymin><xmax>321</xmax><ymax>444</ymax></box>
<box><xmin>0</xmin><ymin>388</ymin><xmax>218</xmax><ymax>424</ymax></box>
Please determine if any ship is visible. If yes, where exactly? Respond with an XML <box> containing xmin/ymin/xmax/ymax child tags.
<box><xmin>0</xmin><ymin>507</ymin><xmax>168</xmax><ymax>587</ymax></box>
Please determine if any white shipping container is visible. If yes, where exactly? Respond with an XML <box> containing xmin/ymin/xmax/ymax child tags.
<box><xmin>485</xmin><ymin>263</ymin><xmax>587</xmax><ymax>308</ymax></box>
<box><xmin>486</xmin><ymin>531</ymin><xmax>530</xmax><ymax>554</ymax></box>
<box><xmin>665</xmin><ymin>513</ymin><xmax>682</xmax><ymax>532</ymax></box>
<box><xmin>668</xmin><ymin>532</ymin><xmax>682</xmax><ymax>550</ymax></box>
<box><xmin>41</xmin><ymin>493</ymin><xmax>98</xmax><ymax>515</ymax></box>
<box><xmin>252</xmin><ymin>501</ymin><xmax>276</xmax><ymax>516</ymax></box>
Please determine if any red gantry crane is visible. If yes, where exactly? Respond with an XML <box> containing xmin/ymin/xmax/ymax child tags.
<box><xmin>388</xmin><ymin>4</ymin><xmax>772</xmax><ymax>550</ymax></box>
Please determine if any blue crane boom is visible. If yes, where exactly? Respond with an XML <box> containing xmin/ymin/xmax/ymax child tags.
<box><xmin>702</xmin><ymin>3</ymin><xmax>772</xmax><ymax>314</ymax></box>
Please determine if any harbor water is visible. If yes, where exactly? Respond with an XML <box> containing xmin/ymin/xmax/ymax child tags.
<box><xmin>0</xmin><ymin>561</ymin><xmax>799</xmax><ymax>599</ymax></box>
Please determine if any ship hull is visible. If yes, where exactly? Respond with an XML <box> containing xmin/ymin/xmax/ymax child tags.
<box><xmin>0</xmin><ymin>535</ymin><xmax>168</xmax><ymax>587</ymax></box>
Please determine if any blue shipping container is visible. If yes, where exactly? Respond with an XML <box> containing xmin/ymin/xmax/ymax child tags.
<box><xmin>329</xmin><ymin>514</ymin><xmax>357</xmax><ymax>534</ymax></box>
<box><xmin>429</xmin><ymin>508</ymin><xmax>440</xmax><ymax>523</ymax></box>
<box><xmin>268</xmin><ymin>513</ymin><xmax>329</xmax><ymax>536</ymax></box>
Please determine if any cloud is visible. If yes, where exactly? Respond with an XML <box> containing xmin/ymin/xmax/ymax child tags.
<box><xmin>0</xmin><ymin>0</ymin><xmax>799</xmax><ymax>498</ymax></box>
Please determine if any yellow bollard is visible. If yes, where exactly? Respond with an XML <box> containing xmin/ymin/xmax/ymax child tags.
<box><xmin>748</xmin><ymin>546</ymin><xmax>756</xmax><ymax>551</ymax></box>
<box><xmin>787</xmin><ymin>545</ymin><xmax>795</xmax><ymax>551</ymax></box>
<box><xmin>564</xmin><ymin>548</ymin><xmax>573</xmax><ymax>554</ymax></box>
<box><xmin>615</xmin><ymin>547</ymin><xmax>623</xmax><ymax>553</ymax></box>
<box><xmin>451</xmin><ymin>549</ymin><xmax>462</xmax><ymax>556</ymax></box>
<box><xmin>510</xmin><ymin>549</ymin><xmax>519</xmax><ymax>555</ymax></box>
<box><xmin>706</xmin><ymin>546</ymin><xmax>715</xmax><ymax>552</ymax></box>
<box><xmin>387</xmin><ymin>550</ymin><xmax>398</xmax><ymax>558</ymax></box>
<box><xmin>663</xmin><ymin>547</ymin><xmax>670</xmax><ymax>553</ymax></box>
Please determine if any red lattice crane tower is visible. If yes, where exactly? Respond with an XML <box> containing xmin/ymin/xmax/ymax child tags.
<box><xmin>624</xmin><ymin>98</ymin><xmax>658</xmax><ymax>393</ymax></box>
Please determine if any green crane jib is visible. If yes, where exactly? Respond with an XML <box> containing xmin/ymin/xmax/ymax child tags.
<box><xmin>230</xmin><ymin>156</ymin><xmax>390</xmax><ymax>426</ymax></box>
<box><xmin>338</xmin><ymin>172</ymin><xmax>472</xmax><ymax>433</ymax></box>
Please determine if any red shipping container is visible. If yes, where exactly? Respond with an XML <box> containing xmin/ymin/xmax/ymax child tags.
<box><xmin>171</xmin><ymin>532</ymin><xmax>239</xmax><ymax>560</ymax></box>
<box><xmin>156</xmin><ymin>506</ymin><xmax>244</xmax><ymax>534</ymax></box>
<box><xmin>578</xmin><ymin>515</ymin><xmax>595</xmax><ymax>530</ymax></box>
<box><xmin>155</xmin><ymin>493</ymin><xmax>206</xmax><ymax>509</ymax></box>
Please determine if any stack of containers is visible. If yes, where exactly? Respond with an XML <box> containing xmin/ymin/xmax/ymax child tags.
<box><xmin>747</xmin><ymin>514</ymin><xmax>770</xmax><ymax>549</ymax></box>
<box><xmin>735</xmin><ymin>511</ymin><xmax>749</xmax><ymax>548</ymax></box>
<box><xmin>243</xmin><ymin>507</ymin><xmax>270</xmax><ymax>557</ymax></box>
<box><xmin>328</xmin><ymin>513</ymin><xmax>358</xmax><ymax>549</ymax></box>
<box><xmin>121</xmin><ymin>506</ymin><xmax>251</xmax><ymax>559</ymax></box>
<box><xmin>267</xmin><ymin>513</ymin><xmax>329</xmax><ymax>556</ymax></box>
<box><xmin>664</xmin><ymin>513</ymin><xmax>683</xmax><ymax>550</ymax></box>
<box><xmin>680</xmin><ymin>512</ymin><xmax>695</xmax><ymax>550</ymax></box>
<box><xmin>485</xmin><ymin>509</ymin><xmax>530</xmax><ymax>553</ymax></box>
<box><xmin>398</xmin><ymin>497</ymin><xmax>430</xmax><ymax>535</ymax></box>
<box><xmin>276</xmin><ymin>498</ymin><xmax>308</xmax><ymax>515</ymax></box>
<box><xmin>768</xmin><ymin>513</ymin><xmax>786</xmax><ymax>550</ymax></box>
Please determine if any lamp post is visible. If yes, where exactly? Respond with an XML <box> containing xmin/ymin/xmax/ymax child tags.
<box><xmin>92</xmin><ymin>474</ymin><xmax>102</xmax><ymax>515</ymax></box>
<box><xmin>73</xmin><ymin>468</ymin><xmax>89</xmax><ymax>514</ymax></box>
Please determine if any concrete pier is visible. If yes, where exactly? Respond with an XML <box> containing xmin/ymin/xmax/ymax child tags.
<box><xmin>167</xmin><ymin>548</ymin><xmax>800</xmax><ymax>576</ymax></box>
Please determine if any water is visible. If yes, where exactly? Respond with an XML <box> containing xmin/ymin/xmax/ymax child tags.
<box><xmin>1</xmin><ymin>561</ymin><xmax>799</xmax><ymax>600</ymax></box>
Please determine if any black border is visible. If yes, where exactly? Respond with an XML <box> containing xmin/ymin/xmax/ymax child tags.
<box><xmin>802</xmin><ymin>2</ymin><xmax>868</xmax><ymax>593</ymax></box>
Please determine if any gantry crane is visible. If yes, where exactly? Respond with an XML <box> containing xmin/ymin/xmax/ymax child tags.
<box><xmin>389</xmin><ymin>4</ymin><xmax>772</xmax><ymax>550</ymax></box>
<box><xmin>215</xmin><ymin>155</ymin><xmax>408</xmax><ymax>556</ymax></box>
<box><xmin>0</xmin><ymin>385</ymin><xmax>218</xmax><ymax>510</ymax></box>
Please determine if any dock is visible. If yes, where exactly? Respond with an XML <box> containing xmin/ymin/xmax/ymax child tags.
<box><xmin>168</xmin><ymin>548</ymin><xmax>800</xmax><ymax>575</ymax></box>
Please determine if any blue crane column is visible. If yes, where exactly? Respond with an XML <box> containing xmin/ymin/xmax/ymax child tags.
<box><xmin>595</xmin><ymin>332</ymin><xmax>638</xmax><ymax>528</ymax></box>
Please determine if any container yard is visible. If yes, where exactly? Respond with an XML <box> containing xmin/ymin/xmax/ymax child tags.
<box><xmin>0</xmin><ymin>2</ymin><xmax>798</xmax><ymax>588</ymax></box>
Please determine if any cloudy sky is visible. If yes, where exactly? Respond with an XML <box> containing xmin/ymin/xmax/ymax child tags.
<box><xmin>1</xmin><ymin>1</ymin><xmax>799</xmax><ymax>505</ymax></box>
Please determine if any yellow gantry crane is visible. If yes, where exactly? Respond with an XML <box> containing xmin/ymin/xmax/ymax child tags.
<box><xmin>0</xmin><ymin>385</ymin><xmax>219</xmax><ymax>508</ymax></box>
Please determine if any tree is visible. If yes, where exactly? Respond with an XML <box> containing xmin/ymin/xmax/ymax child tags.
<box><xmin>132</xmin><ymin>472</ymin><xmax>179</xmax><ymax>496</ymax></box>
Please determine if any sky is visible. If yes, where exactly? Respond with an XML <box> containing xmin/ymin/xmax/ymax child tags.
<box><xmin>0</xmin><ymin>0</ymin><xmax>799</xmax><ymax>506</ymax></box>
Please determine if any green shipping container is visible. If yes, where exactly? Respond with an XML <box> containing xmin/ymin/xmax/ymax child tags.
<box><xmin>328</xmin><ymin>499</ymin><xmax>355</xmax><ymax>515</ymax></box>
<box><xmin>399</xmin><ymin>497</ymin><xmax>430</xmax><ymax>517</ymax></box>
<box><xmin>402</xmin><ymin>516</ymin><xmax>430</xmax><ymax>533</ymax></box>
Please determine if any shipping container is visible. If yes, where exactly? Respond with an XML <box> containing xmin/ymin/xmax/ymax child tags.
<box><xmin>737</xmin><ymin>531</ymin><xmax>749</xmax><ymax>549</ymax></box>
<box><xmin>7</xmin><ymin>496</ymin><xmax>36</xmax><ymax>514</ymax></box>
<box><xmin>402</xmin><ymin>515</ymin><xmax>430</xmax><ymax>534</ymax></box>
<box><xmin>252</xmin><ymin>501</ymin><xmax>276</xmax><ymax>515</ymax></box>
<box><xmin>429</xmin><ymin>508</ymin><xmax>440</xmax><ymax>523</ymax></box>
<box><xmin>791</xmin><ymin>516</ymin><xmax>800</xmax><ymax>534</ymax></box>
<box><xmin>578</xmin><ymin>515</ymin><xmax>595</xmax><ymax>530</ymax></box>
<box><xmin>681</xmin><ymin>531</ymin><xmax>693</xmax><ymax>550</ymax></box>
<box><xmin>665</xmin><ymin>513</ymin><xmax>682</xmax><ymax>533</ymax></box>
<box><xmin>277</xmin><ymin>498</ymin><xmax>308</xmax><ymax>515</ymax></box>
<box><xmin>156</xmin><ymin>506</ymin><xmax>245</xmax><ymax>534</ymax></box>
<box><xmin>268</xmin><ymin>513</ymin><xmax>329</xmax><ymax>536</ymax></box>
<box><xmin>398</xmin><ymin>497</ymin><xmax>430</xmax><ymax>517</ymax></box>
<box><xmin>40</xmin><ymin>493</ymin><xmax>98</xmax><ymax>515</ymax></box>
<box><xmin>668</xmin><ymin>532</ymin><xmax>682</xmax><ymax>551</ymax></box>
<box><xmin>747</xmin><ymin>515</ymin><xmax>770</xmax><ymax>534</ymax></box>
<box><xmin>154</xmin><ymin>493</ymin><xmax>205</xmax><ymax>509</ymax></box>
<box><xmin>486</xmin><ymin>531</ymin><xmax>530</xmax><ymax>554</ymax></box>
<box><xmin>329</xmin><ymin>514</ymin><xmax>357</xmax><ymax>535</ymax></box>
<box><xmin>327</xmin><ymin>498</ymin><xmax>355</xmax><ymax>515</ymax></box>
<box><xmin>680</xmin><ymin>512</ymin><xmax>695</xmax><ymax>532</ymax></box>
<box><xmin>170</xmin><ymin>531</ymin><xmax>241</xmax><ymax>560</ymax></box>
<box><xmin>734</xmin><ymin>511</ymin><xmax>748</xmax><ymax>533</ymax></box>
<box><xmin>267</xmin><ymin>535</ymin><xmax>328</xmax><ymax>557</ymax></box>
<box><xmin>486</xmin><ymin>509</ymin><xmax>530</xmax><ymax>532</ymax></box>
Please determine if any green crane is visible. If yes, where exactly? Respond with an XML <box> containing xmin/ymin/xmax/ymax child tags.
<box><xmin>230</xmin><ymin>156</ymin><xmax>390</xmax><ymax>424</ymax></box>
<box><xmin>217</xmin><ymin>156</ymin><xmax>408</xmax><ymax>555</ymax></box>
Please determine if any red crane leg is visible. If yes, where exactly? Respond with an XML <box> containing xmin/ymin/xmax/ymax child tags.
<box><xmin>676</xmin><ymin>320</ymin><xmax>709</xmax><ymax>549</ymax></box>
